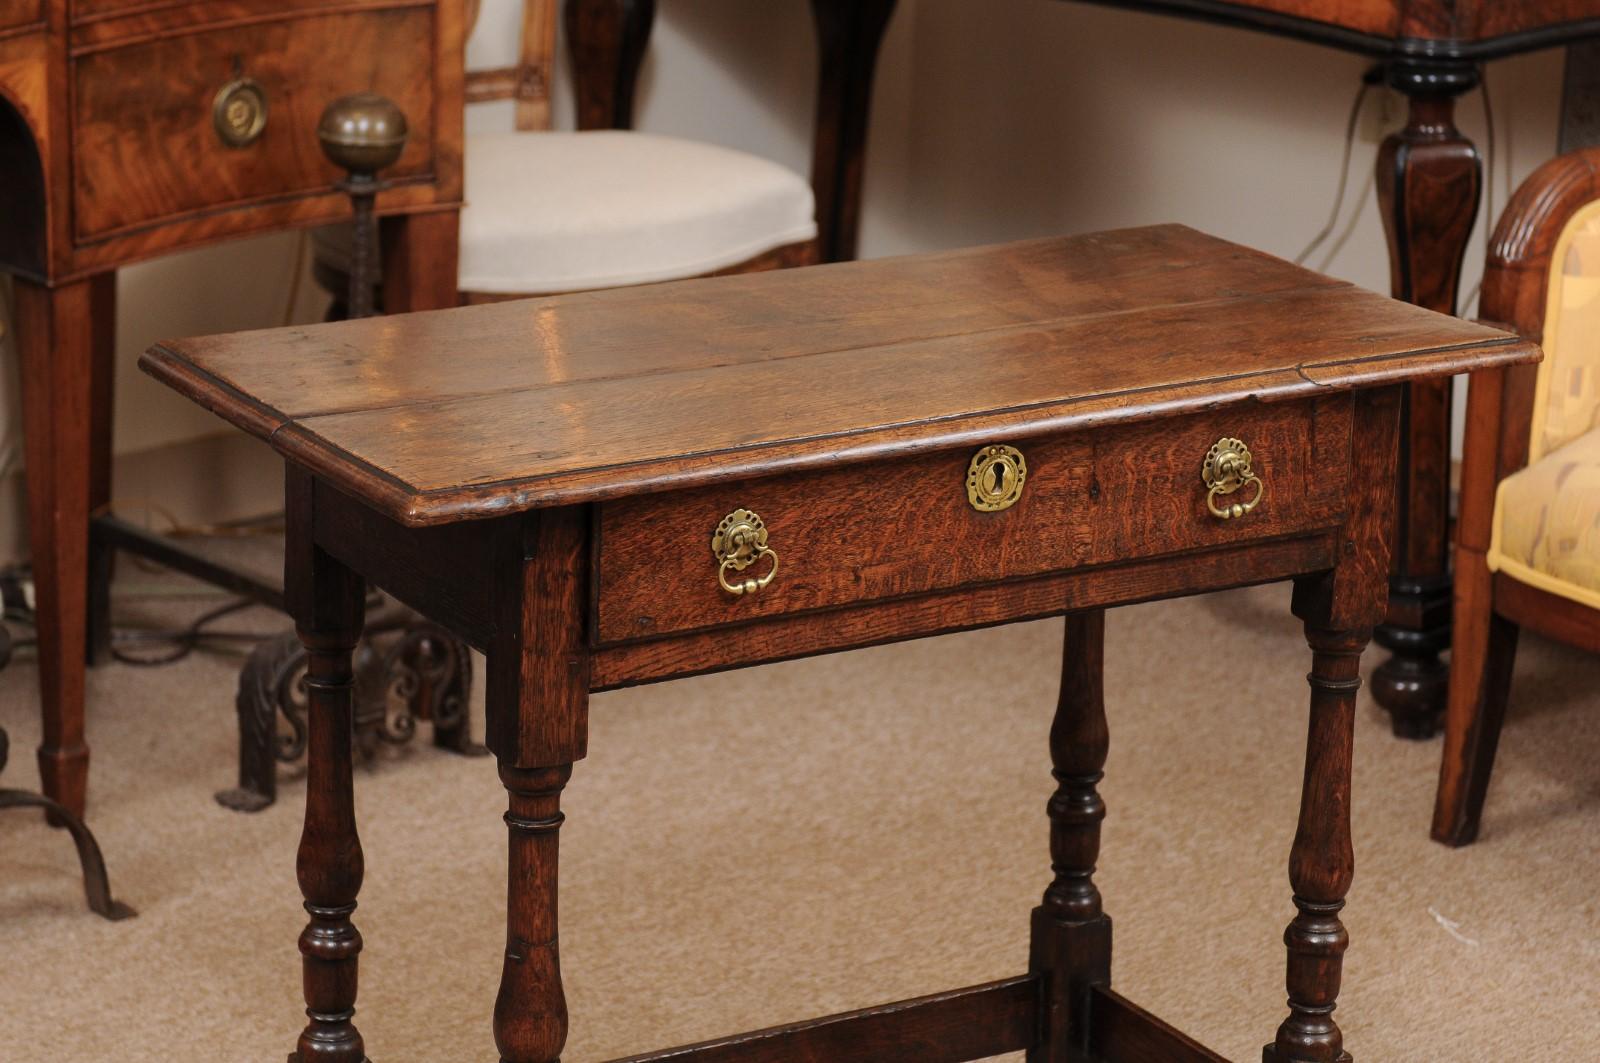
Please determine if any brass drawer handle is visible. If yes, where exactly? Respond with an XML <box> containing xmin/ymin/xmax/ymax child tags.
<box><xmin>213</xmin><ymin>77</ymin><xmax>268</xmax><ymax>148</ymax></box>
<box><xmin>713</xmin><ymin>508</ymin><xmax>779</xmax><ymax>597</ymax></box>
<box><xmin>1203</xmin><ymin>437</ymin><xmax>1265</xmax><ymax>520</ymax></box>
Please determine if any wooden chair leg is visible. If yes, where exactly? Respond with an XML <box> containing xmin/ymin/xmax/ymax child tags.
<box><xmin>1432</xmin><ymin>607</ymin><xmax>1519</xmax><ymax>847</ymax></box>
<box><xmin>1029</xmin><ymin>609</ymin><xmax>1112</xmax><ymax>1063</ymax></box>
<box><xmin>15</xmin><ymin>277</ymin><xmax>98</xmax><ymax>822</ymax></box>
<box><xmin>1264</xmin><ymin>624</ymin><xmax>1365</xmax><ymax>1063</ymax></box>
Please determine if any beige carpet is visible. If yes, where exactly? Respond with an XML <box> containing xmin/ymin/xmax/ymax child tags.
<box><xmin>1</xmin><ymin>575</ymin><xmax>1596</xmax><ymax>1061</ymax></box>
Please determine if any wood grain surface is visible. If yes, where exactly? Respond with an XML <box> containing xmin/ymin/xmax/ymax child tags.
<box><xmin>143</xmin><ymin>225</ymin><xmax>1537</xmax><ymax>525</ymax></box>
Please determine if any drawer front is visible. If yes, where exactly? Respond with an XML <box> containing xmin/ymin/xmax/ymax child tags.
<box><xmin>71</xmin><ymin>6</ymin><xmax>436</xmax><ymax>241</ymax></box>
<box><xmin>595</xmin><ymin>397</ymin><xmax>1354</xmax><ymax>645</ymax></box>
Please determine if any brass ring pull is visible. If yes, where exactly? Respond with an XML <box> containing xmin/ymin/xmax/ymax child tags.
<box><xmin>1202</xmin><ymin>437</ymin><xmax>1266</xmax><ymax>520</ymax></box>
<box><xmin>213</xmin><ymin>78</ymin><xmax>268</xmax><ymax>148</ymax></box>
<box><xmin>717</xmin><ymin>548</ymin><xmax>779</xmax><ymax>597</ymax></box>
<box><xmin>712</xmin><ymin>508</ymin><xmax>779</xmax><ymax>597</ymax></box>
<box><xmin>1206</xmin><ymin>473</ymin><xmax>1264</xmax><ymax>520</ymax></box>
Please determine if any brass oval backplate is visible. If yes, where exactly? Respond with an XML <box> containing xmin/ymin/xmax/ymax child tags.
<box><xmin>1202</xmin><ymin>437</ymin><xmax>1265</xmax><ymax>520</ymax></box>
<box><xmin>213</xmin><ymin>78</ymin><xmax>268</xmax><ymax>148</ymax></box>
<box><xmin>711</xmin><ymin>508</ymin><xmax>779</xmax><ymax>596</ymax></box>
<box><xmin>966</xmin><ymin>444</ymin><xmax>1027</xmax><ymax>512</ymax></box>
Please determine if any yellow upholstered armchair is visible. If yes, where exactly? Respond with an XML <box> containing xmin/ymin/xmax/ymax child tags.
<box><xmin>1433</xmin><ymin>147</ymin><xmax>1600</xmax><ymax>846</ymax></box>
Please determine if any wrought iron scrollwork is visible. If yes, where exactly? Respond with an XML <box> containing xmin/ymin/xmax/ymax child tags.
<box><xmin>216</xmin><ymin>600</ymin><xmax>485</xmax><ymax>812</ymax></box>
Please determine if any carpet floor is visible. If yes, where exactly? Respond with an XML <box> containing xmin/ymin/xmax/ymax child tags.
<box><xmin>1</xmin><ymin>574</ymin><xmax>1596</xmax><ymax>1061</ymax></box>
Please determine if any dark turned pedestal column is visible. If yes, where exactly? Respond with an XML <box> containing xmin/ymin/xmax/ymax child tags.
<box><xmin>808</xmin><ymin>0</ymin><xmax>897</xmax><ymax>263</ymax></box>
<box><xmin>1371</xmin><ymin>59</ymin><xmax>1483</xmax><ymax>739</ymax></box>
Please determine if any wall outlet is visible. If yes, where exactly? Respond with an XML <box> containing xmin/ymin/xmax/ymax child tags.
<box><xmin>1361</xmin><ymin>85</ymin><xmax>1407</xmax><ymax>144</ymax></box>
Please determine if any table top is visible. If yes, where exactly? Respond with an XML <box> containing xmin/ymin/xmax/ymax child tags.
<box><xmin>142</xmin><ymin>224</ymin><xmax>1536</xmax><ymax>526</ymax></box>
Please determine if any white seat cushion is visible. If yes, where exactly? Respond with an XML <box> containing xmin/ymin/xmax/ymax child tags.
<box><xmin>458</xmin><ymin>130</ymin><xmax>817</xmax><ymax>294</ymax></box>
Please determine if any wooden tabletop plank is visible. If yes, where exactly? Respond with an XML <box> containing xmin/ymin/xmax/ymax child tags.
<box><xmin>147</xmin><ymin>226</ymin><xmax>1336</xmax><ymax>423</ymax></box>
<box><xmin>142</xmin><ymin>225</ymin><xmax>1539</xmax><ymax>525</ymax></box>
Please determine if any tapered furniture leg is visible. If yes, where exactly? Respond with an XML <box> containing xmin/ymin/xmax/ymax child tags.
<box><xmin>16</xmin><ymin>277</ymin><xmax>100</xmax><ymax>822</ymax></box>
<box><xmin>85</xmin><ymin>273</ymin><xmax>117</xmax><ymax>667</ymax></box>
<box><xmin>495</xmin><ymin>762</ymin><xmax>572</xmax><ymax>1063</ymax></box>
<box><xmin>1029</xmin><ymin>610</ymin><xmax>1111</xmax><ymax>1063</ymax></box>
<box><xmin>1432</xmin><ymin>612</ymin><xmax>1519</xmax><ymax>846</ymax></box>
<box><xmin>285</xmin><ymin>468</ymin><xmax>369</xmax><ymax>1063</ymax></box>
<box><xmin>808</xmin><ymin>0</ymin><xmax>896</xmax><ymax>263</ymax></box>
<box><xmin>1371</xmin><ymin>60</ymin><xmax>1482</xmax><ymax>739</ymax></box>
<box><xmin>1263</xmin><ymin>625</ymin><xmax>1365</xmax><ymax>1063</ymax></box>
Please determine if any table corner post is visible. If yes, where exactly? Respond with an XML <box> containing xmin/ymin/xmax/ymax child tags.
<box><xmin>1370</xmin><ymin>57</ymin><xmax>1483</xmax><ymax>739</ymax></box>
<box><xmin>1028</xmin><ymin>608</ymin><xmax>1112</xmax><ymax>1062</ymax></box>
<box><xmin>284</xmin><ymin>467</ymin><xmax>371</xmax><ymax>1063</ymax></box>
<box><xmin>486</xmin><ymin>507</ymin><xmax>592</xmax><ymax>1063</ymax></box>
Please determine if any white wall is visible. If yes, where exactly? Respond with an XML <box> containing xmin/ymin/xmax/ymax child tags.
<box><xmin>0</xmin><ymin>0</ymin><xmax>1569</xmax><ymax>556</ymax></box>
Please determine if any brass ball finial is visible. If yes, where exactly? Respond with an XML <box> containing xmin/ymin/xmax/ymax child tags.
<box><xmin>317</xmin><ymin>93</ymin><xmax>408</xmax><ymax>177</ymax></box>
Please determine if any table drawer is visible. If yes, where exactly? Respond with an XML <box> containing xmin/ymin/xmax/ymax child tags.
<box><xmin>595</xmin><ymin>396</ymin><xmax>1354</xmax><ymax>644</ymax></box>
<box><xmin>70</xmin><ymin>5</ymin><xmax>436</xmax><ymax>241</ymax></box>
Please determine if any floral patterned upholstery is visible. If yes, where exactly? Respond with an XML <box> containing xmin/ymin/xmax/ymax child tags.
<box><xmin>1487</xmin><ymin>200</ymin><xmax>1600</xmax><ymax>610</ymax></box>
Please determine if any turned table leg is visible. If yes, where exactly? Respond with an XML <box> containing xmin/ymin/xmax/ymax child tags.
<box><xmin>286</xmin><ymin>470</ymin><xmax>369</xmax><ymax>1063</ymax></box>
<box><xmin>1264</xmin><ymin>623</ymin><xmax>1366</xmax><ymax>1063</ymax></box>
<box><xmin>1029</xmin><ymin>610</ymin><xmax>1111</xmax><ymax>1062</ymax></box>
<box><xmin>1371</xmin><ymin>60</ymin><xmax>1482</xmax><ymax>738</ymax></box>
<box><xmin>495</xmin><ymin>763</ymin><xmax>572</xmax><ymax>1063</ymax></box>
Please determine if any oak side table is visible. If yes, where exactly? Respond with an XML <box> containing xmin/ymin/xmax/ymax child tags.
<box><xmin>143</xmin><ymin>225</ymin><xmax>1534</xmax><ymax>1063</ymax></box>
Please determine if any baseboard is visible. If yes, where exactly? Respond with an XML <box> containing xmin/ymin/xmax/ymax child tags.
<box><xmin>0</xmin><ymin>432</ymin><xmax>283</xmax><ymax>567</ymax></box>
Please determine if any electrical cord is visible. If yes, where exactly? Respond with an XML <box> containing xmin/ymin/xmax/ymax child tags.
<box><xmin>1295</xmin><ymin>79</ymin><xmax>1372</xmax><ymax>267</ymax></box>
<box><xmin>2</xmin><ymin>589</ymin><xmax>283</xmax><ymax>666</ymax></box>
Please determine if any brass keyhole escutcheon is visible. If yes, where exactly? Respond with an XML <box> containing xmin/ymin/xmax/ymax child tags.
<box><xmin>213</xmin><ymin>78</ymin><xmax>268</xmax><ymax>148</ymax></box>
<box><xmin>711</xmin><ymin>508</ymin><xmax>779</xmax><ymax>597</ymax></box>
<box><xmin>1202</xmin><ymin>437</ymin><xmax>1265</xmax><ymax>520</ymax></box>
<box><xmin>966</xmin><ymin>444</ymin><xmax>1027</xmax><ymax>512</ymax></box>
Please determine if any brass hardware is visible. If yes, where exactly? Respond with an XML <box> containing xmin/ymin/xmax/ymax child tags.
<box><xmin>212</xmin><ymin>78</ymin><xmax>268</xmax><ymax>148</ymax></box>
<box><xmin>317</xmin><ymin>93</ymin><xmax>409</xmax><ymax>176</ymax></box>
<box><xmin>712</xmin><ymin>508</ymin><xmax>779</xmax><ymax>597</ymax></box>
<box><xmin>1202</xmin><ymin>437</ymin><xmax>1265</xmax><ymax>520</ymax></box>
<box><xmin>966</xmin><ymin>444</ymin><xmax>1027</xmax><ymax>512</ymax></box>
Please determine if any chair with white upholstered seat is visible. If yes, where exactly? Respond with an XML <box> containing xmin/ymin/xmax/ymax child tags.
<box><xmin>314</xmin><ymin>0</ymin><xmax>819</xmax><ymax>310</ymax></box>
